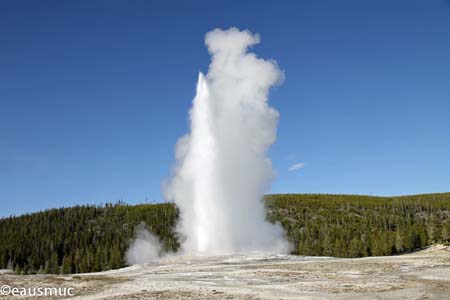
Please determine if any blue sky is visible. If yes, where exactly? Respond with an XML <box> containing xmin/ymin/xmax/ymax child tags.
<box><xmin>1</xmin><ymin>0</ymin><xmax>450</xmax><ymax>217</ymax></box>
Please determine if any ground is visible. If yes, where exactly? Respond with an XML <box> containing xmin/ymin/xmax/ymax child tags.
<box><xmin>1</xmin><ymin>245</ymin><xmax>450</xmax><ymax>300</ymax></box>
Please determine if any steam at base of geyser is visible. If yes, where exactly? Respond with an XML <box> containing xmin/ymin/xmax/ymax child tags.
<box><xmin>164</xmin><ymin>27</ymin><xmax>290</xmax><ymax>255</ymax></box>
<box><xmin>125</xmin><ymin>223</ymin><xmax>162</xmax><ymax>265</ymax></box>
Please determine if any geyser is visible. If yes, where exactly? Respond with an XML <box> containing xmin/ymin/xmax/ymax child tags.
<box><xmin>165</xmin><ymin>28</ymin><xmax>289</xmax><ymax>254</ymax></box>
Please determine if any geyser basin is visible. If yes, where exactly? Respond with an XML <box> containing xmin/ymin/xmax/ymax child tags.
<box><xmin>165</xmin><ymin>28</ymin><xmax>289</xmax><ymax>255</ymax></box>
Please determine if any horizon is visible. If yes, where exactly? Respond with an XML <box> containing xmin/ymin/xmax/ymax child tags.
<box><xmin>1</xmin><ymin>0</ymin><xmax>450</xmax><ymax>217</ymax></box>
<box><xmin>3</xmin><ymin>191</ymin><xmax>450</xmax><ymax>219</ymax></box>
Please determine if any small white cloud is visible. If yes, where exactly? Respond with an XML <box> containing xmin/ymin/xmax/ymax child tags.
<box><xmin>288</xmin><ymin>162</ymin><xmax>305</xmax><ymax>171</ymax></box>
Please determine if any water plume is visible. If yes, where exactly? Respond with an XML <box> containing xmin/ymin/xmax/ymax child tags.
<box><xmin>165</xmin><ymin>28</ymin><xmax>289</xmax><ymax>254</ymax></box>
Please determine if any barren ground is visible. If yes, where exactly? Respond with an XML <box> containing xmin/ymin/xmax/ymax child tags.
<box><xmin>1</xmin><ymin>245</ymin><xmax>450</xmax><ymax>300</ymax></box>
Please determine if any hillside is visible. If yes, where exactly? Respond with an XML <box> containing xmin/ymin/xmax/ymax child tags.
<box><xmin>1</xmin><ymin>193</ymin><xmax>450</xmax><ymax>274</ymax></box>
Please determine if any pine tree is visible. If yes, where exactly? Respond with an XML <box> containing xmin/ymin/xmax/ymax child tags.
<box><xmin>62</xmin><ymin>255</ymin><xmax>72</xmax><ymax>274</ymax></box>
<box><xmin>395</xmin><ymin>231</ymin><xmax>404</xmax><ymax>253</ymax></box>
<box><xmin>348</xmin><ymin>237</ymin><xmax>363</xmax><ymax>257</ymax></box>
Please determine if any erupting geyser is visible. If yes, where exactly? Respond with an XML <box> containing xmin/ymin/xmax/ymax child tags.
<box><xmin>165</xmin><ymin>28</ymin><xmax>289</xmax><ymax>254</ymax></box>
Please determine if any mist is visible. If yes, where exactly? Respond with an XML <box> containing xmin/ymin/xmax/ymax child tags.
<box><xmin>165</xmin><ymin>28</ymin><xmax>289</xmax><ymax>254</ymax></box>
<box><xmin>125</xmin><ymin>222</ymin><xmax>162</xmax><ymax>265</ymax></box>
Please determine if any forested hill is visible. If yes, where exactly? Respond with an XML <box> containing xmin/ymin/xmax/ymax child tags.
<box><xmin>1</xmin><ymin>193</ymin><xmax>450</xmax><ymax>274</ymax></box>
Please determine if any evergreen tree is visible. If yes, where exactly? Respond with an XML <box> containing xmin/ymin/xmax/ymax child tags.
<box><xmin>62</xmin><ymin>255</ymin><xmax>72</xmax><ymax>274</ymax></box>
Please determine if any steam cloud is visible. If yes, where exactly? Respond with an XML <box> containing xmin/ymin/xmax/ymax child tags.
<box><xmin>125</xmin><ymin>223</ymin><xmax>162</xmax><ymax>265</ymax></box>
<box><xmin>165</xmin><ymin>28</ymin><xmax>289</xmax><ymax>254</ymax></box>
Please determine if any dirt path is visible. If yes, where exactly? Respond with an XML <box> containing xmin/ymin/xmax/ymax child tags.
<box><xmin>1</xmin><ymin>245</ymin><xmax>450</xmax><ymax>300</ymax></box>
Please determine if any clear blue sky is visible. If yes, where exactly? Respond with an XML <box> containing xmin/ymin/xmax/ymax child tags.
<box><xmin>1</xmin><ymin>0</ymin><xmax>450</xmax><ymax>217</ymax></box>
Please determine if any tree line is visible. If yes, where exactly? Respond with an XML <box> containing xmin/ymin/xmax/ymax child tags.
<box><xmin>266</xmin><ymin>193</ymin><xmax>450</xmax><ymax>257</ymax></box>
<box><xmin>1</xmin><ymin>193</ymin><xmax>449</xmax><ymax>274</ymax></box>
<box><xmin>0</xmin><ymin>202</ymin><xmax>179</xmax><ymax>274</ymax></box>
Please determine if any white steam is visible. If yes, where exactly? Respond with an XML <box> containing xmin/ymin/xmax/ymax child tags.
<box><xmin>165</xmin><ymin>27</ymin><xmax>289</xmax><ymax>254</ymax></box>
<box><xmin>125</xmin><ymin>223</ymin><xmax>162</xmax><ymax>265</ymax></box>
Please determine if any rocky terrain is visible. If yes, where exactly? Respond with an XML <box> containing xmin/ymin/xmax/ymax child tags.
<box><xmin>1</xmin><ymin>245</ymin><xmax>450</xmax><ymax>300</ymax></box>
